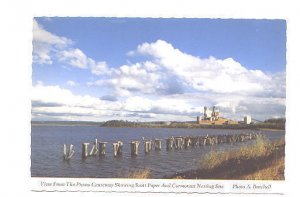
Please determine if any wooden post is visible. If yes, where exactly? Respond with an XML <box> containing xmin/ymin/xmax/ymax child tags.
<box><xmin>203</xmin><ymin>137</ymin><xmax>207</xmax><ymax>146</ymax></box>
<box><xmin>112</xmin><ymin>142</ymin><xmax>119</xmax><ymax>157</ymax></box>
<box><xmin>130</xmin><ymin>141</ymin><xmax>140</xmax><ymax>156</ymax></box>
<box><xmin>68</xmin><ymin>144</ymin><xmax>75</xmax><ymax>159</ymax></box>
<box><xmin>99</xmin><ymin>142</ymin><xmax>107</xmax><ymax>156</ymax></box>
<box><xmin>183</xmin><ymin>137</ymin><xmax>187</xmax><ymax>149</ymax></box>
<box><xmin>154</xmin><ymin>139</ymin><xmax>162</xmax><ymax>151</ymax></box>
<box><xmin>144</xmin><ymin>140</ymin><xmax>151</xmax><ymax>153</ymax></box>
<box><xmin>150</xmin><ymin>140</ymin><xmax>154</xmax><ymax>151</ymax></box>
<box><xmin>175</xmin><ymin>137</ymin><xmax>183</xmax><ymax>150</ymax></box>
<box><xmin>94</xmin><ymin>138</ymin><xmax>98</xmax><ymax>153</ymax></box>
<box><xmin>166</xmin><ymin>138</ymin><xmax>173</xmax><ymax>151</ymax></box>
<box><xmin>113</xmin><ymin>141</ymin><xmax>123</xmax><ymax>157</ymax></box>
<box><xmin>89</xmin><ymin>138</ymin><xmax>99</xmax><ymax>156</ymax></box>
<box><xmin>63</xmin><ymin>144</ymin><xmax>67</xmax><ymax>159</ymax></box>
<box><xmin>180</xmin><ymin>137</ymin><xmax>184</xmax><ymax>149</ymax></box>
<box><xmin>82</xmin><ymin>143</ymin><xmax>90</xmax><ymax>159</ymax></box>
<box><xmin>117</xmin><ymin>141</ymin><xmax>123</xmax><ymax>155</ymax></box>
<box><xmin>64</xmin><ymin>144</ymin><xmax>75</xmax><ymax>160</ymax></box>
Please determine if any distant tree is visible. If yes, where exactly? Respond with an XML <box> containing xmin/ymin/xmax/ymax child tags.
<box><xmin>264</xmin><ymin>118</ymin><xmax>286</xmax><ymax>124</ymax></box>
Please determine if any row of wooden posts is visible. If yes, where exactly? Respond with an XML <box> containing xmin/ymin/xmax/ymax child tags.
<box><xmin>63</xmin><ymin>133</ymin><xmax>258</xmax><ymax>161</ymax></box>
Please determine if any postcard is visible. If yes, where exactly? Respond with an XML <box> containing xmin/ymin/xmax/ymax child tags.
<box><xmin>30</xmin><ymin>17</ymin><xmax>286</xmax><ymax>195</ymax></box>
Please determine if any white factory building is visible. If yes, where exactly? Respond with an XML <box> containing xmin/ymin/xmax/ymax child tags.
<box><xmin>244</xmin><ymin>115</ymin><xmax>252</xmax><ymax>124</ymax></box>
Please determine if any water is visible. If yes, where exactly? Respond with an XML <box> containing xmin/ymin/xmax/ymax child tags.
<box><xmin>31</xmin><ymin>126</ymin><xmax>285</xmax><ymax>178</ymax></box>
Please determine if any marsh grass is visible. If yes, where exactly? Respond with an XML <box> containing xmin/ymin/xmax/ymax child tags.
<box><xmin>125</xmin><ymin>169</ymin><xmax>151</xmax><ymax>179</ymax></box>
<box><xmin>169</xmin><ymin>135</ymin><xmax>285</xmax><ymax>180</ymax></box>
<box><xmin>201</xmin><ymin>135</ymin><xmax>280</xmax><ymax>169</ymax></box>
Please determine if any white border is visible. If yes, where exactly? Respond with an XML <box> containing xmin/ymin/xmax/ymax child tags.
<box><xmin>1</xmin><ymin>0</ymin><xmax>299</xmax><ymax>196</ymax></box>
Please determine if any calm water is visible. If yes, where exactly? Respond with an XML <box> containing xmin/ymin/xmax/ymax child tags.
<box><xmin>31</xmin><ymin>126</ymin><xmax>285</xmax><ymax>178</ymax></box>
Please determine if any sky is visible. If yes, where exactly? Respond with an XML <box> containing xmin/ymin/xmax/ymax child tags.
<box><xmin>32</xmin><ymin>17</ymin><xmax>286</xmax><ymax>122</ymax></box>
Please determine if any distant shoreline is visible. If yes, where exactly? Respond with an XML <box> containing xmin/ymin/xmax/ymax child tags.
<box><xmin>257</xmin><ymin>128</ymin><xmax>285</xmax><ymax>132</ymax></box>
<box><xmin>31</xmin><ymin>121</ymin><xmax>285</xmax><ymax>131</ymax></box>
<box><xmin>166</xmin><ymin>137</ymin><xmax>285</xmax><ymax>180</ymax></box>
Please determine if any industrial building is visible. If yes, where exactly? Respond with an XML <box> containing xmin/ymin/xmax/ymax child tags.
<box><xmin>203</xmin><ymin>106</ymin><xmax>220</xmax><ymax>121</ymax></box>
<box><xmin>196</xmin><ymin>106</ymin><xmax>238</xmax><ymax>125</ymax></box>
<box><xmin>244</xmin><ymin>115</ymin><xmax>252</xmax><ymax>124</ymax></box>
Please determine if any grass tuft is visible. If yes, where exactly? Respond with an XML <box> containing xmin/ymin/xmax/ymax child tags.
<box><xmin>167</xmin><ymin>135</ymin><xmax>285</xmax><ymax>180</ymax></box>
<box><xmin>126</xmin><ymin>169</ymin><xmax>151</xmax><ymax>179</ymax></box>
<box><xmin>201</xmin><ymin>135</ymin><xmax>279</xmax><ymax>169</ymax></box>
<box><xmin>197</xmin><ymin>135</ymin><xmax>285</xmax><ymax>180</ymax></box>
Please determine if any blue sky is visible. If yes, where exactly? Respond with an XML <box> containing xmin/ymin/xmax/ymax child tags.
<box><xmin>32</xmin><ymin>18</ymin><xmax>286</xmax><ymax>122</ymax></box>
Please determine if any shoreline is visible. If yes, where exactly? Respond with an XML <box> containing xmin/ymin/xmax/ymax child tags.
<box><xmin>257</xmin><ymin>128</ymin><xmax>285</xmax><ymax>132</ymax></box>
<box><xmin>31</xmin><ymin>122</ymin><xmax>285</xmax><ymax>132</ymax></box>
<box><xmin>165</xmin><ymin>137</ymin><xmax>285</xmax><ymax>180</ymax></box>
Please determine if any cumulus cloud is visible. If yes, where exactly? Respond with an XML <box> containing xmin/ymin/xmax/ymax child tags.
<box><xmin>58</xmin><ymin>48</ymin><xmax>109</xmax><ymax>74</ymax></box>
<box><xmin>88</xmin><ymin>61</ymin><xmax>186</xmax><ymax>97</ymax></box>
<box><xmin>90</xmin><ymin>40</ymin><xmax>283</xmax><ymax>99</ymax></box>
<box><xmin>31</xmin><ymin>83</ymin><xmax>203</xmax><ymax>121</ymax></box>
<box><xmin>32</xmin><ymin>34</ymin><xmax>285</xmax><ymax>121</ymax></box>
<box><xmin>131</xmin><ymin>40</ymin><xmax>274</xmax><ymax>95</ymax></box>
<box><xmin>32</xmin><ymin>84</ymin><xmax>124</xmax><ymax>121</ymax></box>
<box><xmin>88</xmin><ymin>62</ymin><xmax>164</xmax><ymax>96</ymax></box>
<box><xmin>58</xmin><ymin>48</ymin><xmax>91</xmax><ymax>69</ymax></box>
<box><xmin>90</xmin><ymin>61</ymin><xmax>109</xmax><ymax>75</ymax></box>
<box><xmin>33</xmin><ymin>19</ymin><xmax>109</xmax><ymax>76</ymax></box>
<box><xmin>83</xmin><ymin>40</ymin><xmax>285</xmax><ymax>121</ymax></box>
<box><xmin>32</xmin><ymin>19</ymin><xmax>72</xmax><ymax>64</ymax></box>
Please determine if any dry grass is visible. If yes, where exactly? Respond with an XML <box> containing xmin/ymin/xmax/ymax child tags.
<box><xmin>172</xmin><ymin>175</ymin><xmax>184</xmax><ymax>179</ymax></box>
<box><xmin>168</xmin><ymin>135</ymin><xmax>285</xmax><ymax>180</ymax></box>
<box><xmin>239</xmin><ymin>157</ymin><xmax>284</xmax><ymax>180</ymax></box>
<box><xmin>201</xmin><ymin>135</ymin><xmax>283</xmax><ymax>169</ymax></box>
<box><xmin>126</xmin><ymin>169</ymin><xmax>151</xmax><ymax>179</ymax></box>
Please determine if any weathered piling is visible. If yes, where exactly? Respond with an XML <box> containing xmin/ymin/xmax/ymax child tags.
<box><xmin>166</xmin><ymin>137</ymin><xmax>173</xmax><ymax>151</ymax></box>
<box><xmin>89</xmin><ymin>138</ymin><xmax>99</xmax><ymax>156</ymax></box>
<box><xmin>174</xmin><ymin>137</ymin><xmax>183</xmax><ymax>150</ymax></box>
<box><xmin>63</xmin><ymin>144</ymin><xmax>67</xmax><ymax>158</ymax></box>
<box><xmin>112</xmin><ymin>141</ymin><xmax>123</xmax><ymax>157</ymax></box>
<box><xmin>69</xmin><ymin>144</ymin><xmax>74</xmax><ymax>156</ymax></box>
<box><xmin>184</xmin><ymin>137</ymin><xmax>192</xmax><ymax>148</ymax></box>
<box><xmin>63</xmin><ymin>144</ymin><xmax>75</xmax><ymax>161</ymax></box>
<box><xmin>112</xmin><ymin>143</ymin><xmax>118</xmax><ymax>157</ymax></box>
<box><xmin>117</xmin><ymin>141</ymin><xmax>123</xmax><ymax>155</ymax></box>
<box><xmin>130</xmin><ymin>141</ymin><xmax>140</xmax><ymax>156</ymax></box>
<box><xmin>98</xmin><ymin>141</ymin><xmax>108</xmax><ymax>156</ymax></box>
<box><xmin>65</xmin><ymin>131</ymin><xmax>259</xmax><ymax>161</ymax></box>
<box><xmin>203</xmin><ymin>135</ymin><xmax>208</xmax><ymax>146</ymax></box>
<box><xmin>82</xmin><ymin>143</ymin><xmax>90</xmax><ymax>159</ymax></box>
<box><xmin>154</xmin><ymin>139</ymin><xmax>162</xmax><ymax>151</ymax></box>
<box><xmin>144</xmin><ymin>140</ymin><xmax>151</xmax><ymax>153</ymax></box>
<box><xmin>149</xmin><ymin>140</ymin><xmax>153</xmax><ymax>151</ymax></box>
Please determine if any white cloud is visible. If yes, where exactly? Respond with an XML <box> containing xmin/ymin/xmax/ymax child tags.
<box><xmin>58</xmin><ymin>48</ymin><xmax>110</xmax><ymax>75</ymax></box>
<box><xmin>89</xmin><ymin>40</ymin><xmax>283</xmax><ymax>98</ymax></box>
<box><xmin>58</xmin><ymin>48</ymin><xmax>91</xmax><ymax>69</ymax></box>
<box><xmin>89</xmin><ymin>62</ymin><xmax>163</xmax><ymax>96</ymax></box>
<box><xmin>132</xmin><ymin>40</ymin><xmax>273</xmax><ymax>95</ymax></box>
<box><xmin>32</xmin><ymin>37</ymin><xmax>285</xmax><ymax>121</ymax></box>
<box><xmin>33</xmin><ymin>20</ymin><xmax>109</xmax><ymax>76</ymax></box>
<box><xmin>32</xmin><ymin>19</ymin><xmax>72</xmax><ymax>64</ymax></box>
<box><xmin>66</xmin><ymin>80</ymin><xmax>77</xmax><ymax>86</ymax></box>
<box><xmin>31</xmin><ymin>83</ymin><xmax>123</xmax><ymax>121</ymax></box>
<box><xmin>32</xmin><ymin>84</ymin><xmax>204</xmax><ymax>121</ymax></box>
<box><xmin>90</xmin><ymin>61</ymin><xmax>109</xmax><ymax>75</ymax></box>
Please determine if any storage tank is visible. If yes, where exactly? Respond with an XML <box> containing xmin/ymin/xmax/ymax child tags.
<box><xmin>244</xmin><ymin>115</ymin><xmax>252</xmax><ymax>124</ymax></box>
